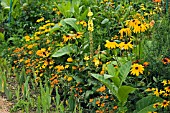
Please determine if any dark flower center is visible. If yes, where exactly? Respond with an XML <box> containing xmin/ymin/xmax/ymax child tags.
<box><xmin>135</xmin><ymin>67</ymin><xmax>139</xmax><ymax>70</ymax></box>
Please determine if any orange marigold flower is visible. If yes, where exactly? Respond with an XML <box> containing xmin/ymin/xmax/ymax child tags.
<box><xmin>96</xmin><ymin>85</ymin><xmax>106</xmax><ymax>92</ymax></box>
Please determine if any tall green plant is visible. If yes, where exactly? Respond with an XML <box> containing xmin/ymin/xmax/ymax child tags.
<box><xmin>91</xmin><ymin>60</ymin><xmax>135</xmax><ymax>112</ymax></box>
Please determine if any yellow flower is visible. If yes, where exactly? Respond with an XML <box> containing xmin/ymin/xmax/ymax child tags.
<box><xmin>88</xmin><ymin>19</ymin><xmax>94</xmax><ymax>32</ymax></box>
<box><xmin>84</xmin><ymin>56</ymin><xmax>89</xmax><ymax>61</ymax></box>
<box><xmin>153</xmin><ymin>102</ymin><xmax>160</xmax><ymax>108</ymax></box>
<box><xmin>36</xmin><ymin>17</ymin><xmax>44</xmax><ymax>23</ymax></box>
<box><xmin>130</xmin><ymin>63</ymin><xmax>144</xmax><ymax>76</ymax></box>
<box><xmin>36</xmin><ymin>48</ymin><xmax>49</xmax><ymax>57</ymax></box>
<box><xmin>105</xmin><ymin>40</ymin><xmax>118</xmax><ymax>49</ymax></box>
<box><xmin>123</xmin><ymin>41</ymin><xmax>133</xmax><ymax>50</ymax></box>
<box><xmin>162</xmin><ymin>80</ymin><xmax>167</xmax><ymax>86</ymax></box>
<box><xmin>145</xmin><ymin>88</ymin><xmax>152</xmax><ymax>92</ymax></box>
<box><xmin>119</xmin><ymin>28</ymin><xmax>131</xmax><ymax>37</ymax></box>
<box><xmin>87</xmin><ymin>9</ymin><xmax>93</xmax><ymax>17</ymax></box>
<box><xmin>25</xmin><ymin>35</ymin><xmax>31</xmax><ymax>41</ymax></box>
<box><xmin>67</xmin><ymin>77</ymin><xmax>73</xmax><ymax>82</ymax></box>
<box><xmin>67</xmin><ymin>57</ymin><xmax>73</xmax><ymax>62</ymax></box>
<box><xmin>27</xmin><ymin>44</ymin><xmax>34</xmax><ymax>49</ymax></box>
<box><xmin>161</xmin><ymin>100</ymin><xmax>169</xmax><ymax>108</ymax></box>
<box><xmin>93</xmin><ymin>58</ymin><xmax>100</xmax><ymax>67</ymax></box>
<box><xmin>55</xmin><ymin>65</ymin><xmax>65</xmax><ymax>72</ymax></box>
<box><xmin>165</xmin><ymin>86</ymin><xmax>170</xmax><ymax>92</ymax></box>
<box><xmin>154</xmin><ymin>88</ymin><xmax>159</xmax><ymax>97</ymax></box>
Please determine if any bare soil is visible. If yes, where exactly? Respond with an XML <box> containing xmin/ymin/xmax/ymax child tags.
<box><xmin>0</xmin><ymin>95</ymin><xmax>12</xmax><ymax>113</ymax></box>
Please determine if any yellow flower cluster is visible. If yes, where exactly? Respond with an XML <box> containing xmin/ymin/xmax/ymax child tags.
<box><xmin>63</xmin><ymin>32</ymin><xmax>83</xmax><ymax>42</ymax></box>
<box><xmin>105</xmin><ymin>40</ymin><xmax>133</xmax><ymax>50</ymax></box>
<box><xmin>146</xmin><ymin>79</ymin><xmax>170</xmax><ymax>109</ymax></box>
<box><xmin>36</xmin><ymin>17</ymin><xmax>44</xmax><ymax>23</ymax></box>
<box><xmin>76</xmin><ymin>20</ymin><xmax>87</xmax><ymax>27</ymax></box>
<box><xmin>125</xmin><ymin>19</ymin><xmax>150</xmax><ymax>34</ymax></box>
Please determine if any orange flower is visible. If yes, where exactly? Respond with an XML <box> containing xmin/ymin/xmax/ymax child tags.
<box><xmin>162</xmin><ymin>58</ymin><xmax>170</xmax><ymax>64</ymax></box>
<box><xmin>96</xmin><ymin>100</ymin><xmax>100</xmax><ymax>106</ymax></box>
<box><xmin>89</xmin><ymin>99</ymin><xmax>93</xmax><ymax>102</ymax></box>
<box><xmin>153</xmin><ymin>0</ymin><xmax>161</xmax><ymax>3</ymax></box>
<box><xmin>96</xmin><ymin>86</ymin><xmax>106</xmax><ymax>92</ymax></box>
<box><xmin>143</xmin><ymin>62</ymin><xmax>149</xmax><ymax>67</ymax></box>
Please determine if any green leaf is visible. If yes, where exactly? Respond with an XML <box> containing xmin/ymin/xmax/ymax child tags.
<box><xmin>0</xmin><ymin>33</ymin><xmax>4</xmax><ymax>41</ymax></box>
<box><xmin>55</xmin><ymin>87</ymin><xmax>60</xmax><ymax>106</ymax></box>
<box><xmin>111</xmin><ymin>76</ymin><xmax>121</xmax><ymax>88</ymax></box>
<box><xmin>118</xmin><ymin>86</ymin><xmax>135</xmax><ymax>106</ymax></box>
<box><xmin>119</xmin><ymin>61</ymin><xmax>132</xmax><ymax>82</ymax></box>
<box><xmin>134</xmin><ymin>96</ymin><xmax>163</xmax><ymax>113</ymax></box>
<box><xmin>85</xmin><ymin>90</ymin><xmax>94</xmax><ymax>98</ymax></box>
<box><xmin>50</xmin><ymin>24</ymin><xmax>60</xmax><ymax>33</ymax></box>
<box><xmin>101</xmin><ymin>18</ymin><xmax>109</xmax><ymax>24</ymax></box>
<box><xmin>91</xmin><ymin>73</ymin><xmax>118</xmax><ymax>97</ymax></box>
<box><xmin>103</xmin><ymin>73</ymin><xmax>121</xmax><ymax>88</ymax></box>
<box><xmin>68</xmin><ymin>95</ymin><xmax>75</xmax><ymax>112</ymax></box>
<box><xmin>63</xmin><ymin>18</ymin><xmax>80</xmax><ymax>31</ymax></box>
<box><xmin>52</xmin><ymin>45</ymin><xmax>77</xmax><ymax>58</ymax></box>
<box><xmin>107</xmin><ymin>63</ymin><xmax>116</xmax><ymax>76</ymax></box>
<box><xmin>104</xmin><ymin>74</ymin><xmax>113</xmax><ymax>79</ymax></box>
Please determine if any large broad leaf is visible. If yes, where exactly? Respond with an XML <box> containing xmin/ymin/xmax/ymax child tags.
<box><xmin>117</xmin><ymin>86</ymin><xmax>135</xmax><ymax>106</ymax></box>
<box><xmin>63</xmin><ymin>18</ymin><xmax>80</xmax><ymax>31</ymax></box>
<box><xmin>107</xmin><ymin>63</ymin><xmax>116</xmax><ymax>76</ymax></box>
<box><xmin>133</xmin><ymin>96</ymin><xmax>163</xmax><ymax>113</ymax></box>
<box><xmin>91</xmin><ymin>73</ymin><xmax>118</xmax><ymax>97</ymax></box>
<box><xmin>104</xmin><ymin>74</ymin><xmax>121</xmax><ymax>88</ymax></box>
<box><xmin>119</xmin><ymin>61</ymin><xmax>132</xmax><ymax>83</ymax></box>
<box><xmin>52</xmin><ymin>45</ymin><xmax>77</xmax><ymax>58</ymax></box>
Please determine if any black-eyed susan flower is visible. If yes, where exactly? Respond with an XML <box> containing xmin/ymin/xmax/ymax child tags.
<box><xmin>153</xmin><ymin>102</ymin><xmax>160</xmax><ymax>108</ymax></box>
<box><xmin>123</xmin><ymin>41</ymin><xmax>133</xmax><ymax>50</ymax></box>
<box><xmin>165</xmin><ymin>86</ymin><xmax>170</xmax><ymax>92</ymax></box>
<box><xmin>119</xmin><ymin>28</ymin><xmax>131</xmax><ymax>37</ymax></box>
<box><xmin>154</xmin><ymin>88</ymin><xmax>159</xmax><ymax>97</ymax></box>
<box><xmin>161</xmin><ymin>100</ymin><xmax>169</xmax><ymax>108</ymax></box>
<box><xmin>105</xmin><ymin>40</ymin><xmax>118</xmax><ymax>49</ymax></box>
<box><xmin>162</xmin><ymin>58</ymin><xmax>170</xmax><ymax>64</ymax></box>
<box><xmin>162</xmin><ymin>80</ymin><xmax>167</xmax><ymax>86</ymax></box>
<box><xmin>130</xmin><ymin>63</ymin><xmax>144</xmax><ymax>76</ymax></box>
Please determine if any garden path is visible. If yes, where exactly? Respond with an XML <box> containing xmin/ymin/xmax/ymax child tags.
<box><xmin>0</xmin><ymin>96</ymin><xmax>11</xmax><ymax>113</ymax></box>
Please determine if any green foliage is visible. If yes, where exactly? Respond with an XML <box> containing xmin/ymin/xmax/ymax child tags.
<box><xmin>52</xmin><ymin>45</ymin><xmax>78</xmax><ymax>58</ymax></box>
<box><xmin>133</xmin><ymin>96</ymin><xmax>164</xmax><ymax>113</ymax></box>
<box><xmin>91</xmin><ymin>61</ymin><xmax>135</xmax><ymax>109</ymax></box>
